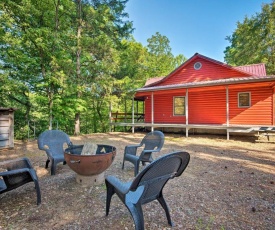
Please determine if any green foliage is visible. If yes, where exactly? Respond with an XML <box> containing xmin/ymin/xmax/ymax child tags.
<box><xmin>224</xmin><ymin>0</ymin><xmax>275</xmax><ymax>74</ymax></box>
<box><xmin>0</xmin><ymin>0</ymin><xmax>186</xmax><ymax>139</ymax></box>
<box><xmin>145</xmin><ymin>32</ymin><xmax>187</xmax><ymax>77</ymax></box>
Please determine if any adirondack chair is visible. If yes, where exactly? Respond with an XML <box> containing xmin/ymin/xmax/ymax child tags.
<box><xmin>122</xmin><ymin>131</ymin><xmax>165</xmax><ymax>176</ymax></box>
<box><xmin>106</xmin><ymin>151</ymin><xmax>190</xmax><ymax>230</ymax></box>
<box><xmin>38</xmin><ymin>130</ymin><xmax>73</xmax><ymax>175</ymax></box>
<box><xmin>0</xmin><ymin>157</ymin><xmax>41</xmax><ymax>205</ymax></box>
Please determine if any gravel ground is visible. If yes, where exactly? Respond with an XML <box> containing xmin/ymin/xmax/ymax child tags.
<box><xmin>0</xmin><ymin>132</ymin><xmax>274</xmax><ymax>230</ymax></box>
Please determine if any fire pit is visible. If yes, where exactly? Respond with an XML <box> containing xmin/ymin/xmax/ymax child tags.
<box><xmin>64</xmin><ymin>144</ymin><xmax>116</xmax><ymax>186</ymax></box>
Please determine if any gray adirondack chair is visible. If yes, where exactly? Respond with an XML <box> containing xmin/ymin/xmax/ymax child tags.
<box><xmin>38</xmin><ymin>130</ymin><xmax>72</xmax><ymax>175</ymax></box>
<box><xmin>0</xmin><ymin>157</ymin><xmax>41</xmax><ymax>205</ymax></box>
<box><xmin>122</xmin><ymin>131</ymin><xmax>165</xmax><ymax>176</ymax></box>
<box><xmin>106</xmin><ymin>151</ymin><xmax>190</xmax><ymax>230</ymax></box>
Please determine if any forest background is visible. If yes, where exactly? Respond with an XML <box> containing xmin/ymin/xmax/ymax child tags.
<box><xmin>0</xmin><ymin>0</ymin><xmax>274</xmax><ymax>140</ymax></box>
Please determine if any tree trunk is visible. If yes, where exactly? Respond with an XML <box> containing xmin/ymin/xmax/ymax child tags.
<box><xmin>74</xmin><ymin>112</ymin><xmax>80</xmax><ymax>135</ymax></box>
<box><xmin>74</xmin><ymin>0</ymin><xmax>82</xmax><ymax>135</ymax></box>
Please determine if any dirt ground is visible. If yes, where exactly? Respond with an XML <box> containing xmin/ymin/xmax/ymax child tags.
<box><xmin>0</xmin><ymin>132</ymin><xmax>274</xmax><ymax>230</ymax></box>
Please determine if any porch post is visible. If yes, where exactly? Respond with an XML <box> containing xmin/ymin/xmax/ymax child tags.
<box><xmin>226</xmin><ymin>86</ymin><xmax>230</xmax><ymax>140</ymax></box>
<box><xmin>124</xmin><ymin>98</ymin><xmax>127</xmax><ymax>122</ymax></box>
<box><xmin>132</xmin><ymin>97</ymin><xmax>135</xmax><ymax>133</ymax></box>
<box><xmin>186</xmin><ymin>89</ymin><xmax>189</xmax><ymax>137</ymax></box>
<box><xmin>151</xmin><ymin>92</ymin><xmax>154</xmax><ymax>132</ymax></box>
<box><xmin>143</xmin><ymin>99</ymin><xmax>145</xmax><ymax>114</ymax></box>
<box><xmin>109</xmin><ymin>101</ymin><xmax>112</xmax><ymax>132</ymax></box>
<box><xmin>273</xmin><ymin>87</ymin><xmax>275</xmax><ymax>125</ymax></box>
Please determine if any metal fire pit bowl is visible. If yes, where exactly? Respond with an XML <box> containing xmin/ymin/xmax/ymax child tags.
<box><xmin>64</xmin><ymin>144</ymin><xmax>116</xmax><ymax>176</ymax></box>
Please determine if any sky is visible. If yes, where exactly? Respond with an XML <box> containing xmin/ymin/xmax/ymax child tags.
<box><xmin>125</xmin><ymin>0</ymin><xmax>273</xmax><ymax>62</ymax></box>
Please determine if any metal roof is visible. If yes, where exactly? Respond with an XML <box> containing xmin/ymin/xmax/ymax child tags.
<box><xmin>233</xmin><ymin>63</ymin><xmax>266</xmax><ymax>76</ymax></box>
<box><xmin>144</xmin><ymin>76</ymin><xmax>165</xmax><ymax>86</ymax></box>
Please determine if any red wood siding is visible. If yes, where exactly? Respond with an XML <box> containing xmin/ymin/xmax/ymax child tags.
<box><xmin>229</xmin><ymin>87</ymin><xmax>273</xmax><ymax>125</ymax></box>
<box><xmin>273</xmin><ymin>88</ymin><xmax>275</xmax><ymax>125</ymax></box>
<box><xmin>144</xmin><ymin>89</ymin><xmax>227</xmax><ymax>124</ymax></box>
<box><xmin>157</xmin><ymin>57</ymin><xmax>251</xmax><ymax>86</ymax></box>
<box><xmin>188</xmin><ymin>89</ymin><xmax>227</xmax><ymax>124</ymax></box>
<box><xmin>143</xmin><ymin>85</ymin><xmax>274</xmax><ymax>126</ymax></box>
<box><xmin>144</xmin><ymin>92</ymin><xmax>186</xmax><ymax>124</ymax></box>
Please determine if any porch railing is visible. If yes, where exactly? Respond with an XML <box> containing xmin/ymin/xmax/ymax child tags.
<box><xmin>110</xmin><ymin>112</ymin><xmax>144</xmax><ymax>124</ymax></box>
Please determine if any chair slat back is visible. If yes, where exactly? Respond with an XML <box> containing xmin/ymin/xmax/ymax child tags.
<box><xmin>142</xmin><ymin>131</ymin><xmax>164</xmax><ymax>151</ymax></box>
<box><xmin>38</xmin><ymin>130</ymin><xmax>71</xmax><ymax>155</ymax></box>
<box><xmin>130</xmin><ymin>152</ymin><xmax>190</xmax><ymax>204</ymax></box>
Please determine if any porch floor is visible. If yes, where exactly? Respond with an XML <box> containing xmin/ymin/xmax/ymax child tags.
<box><xmin>110</xmin><ymin>122</ymin><xmax>275</xmax><ymax>140</ymax></box>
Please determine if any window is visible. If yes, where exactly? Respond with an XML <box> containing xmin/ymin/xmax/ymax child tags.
<box><xmin>238</xmin><ymin>92</ymin><xmax>251</xmax><ymax>108</ymax></box>
<box><xmin>174</xmin><ymin>96</ymin><xmax>185</xmax><ymax>115</ymax></box>
<box><xmin>194</xmin><ymin>62</ymin><xmax>202</xmax><ymax>70</ymax></box>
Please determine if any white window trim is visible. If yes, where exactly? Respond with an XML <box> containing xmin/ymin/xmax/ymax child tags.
<box><xmin>238</xmin><ymin>92</ymin><xmax>251</xmax><ymax>108</ymax></box>
<box><xmin>173</xmin><ymin>96</ymin><xmax>186</xmax><ymax>116</ymax></box>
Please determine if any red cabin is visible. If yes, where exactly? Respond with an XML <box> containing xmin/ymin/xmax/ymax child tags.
<box><xmin>113</xmin><ymin>53</ymin><xmax>275</xmax><ymax>139</ymax></box>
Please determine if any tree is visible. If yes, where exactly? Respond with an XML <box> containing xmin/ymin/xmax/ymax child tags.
<box><xmin>224</xmin><ymin>1</ymin><xmax>275</xmax><ymax>74</ymax></box>
<box><xmin>0</xmin><ymin>0</ymin><xmax>133</xmax><ymax>136</ymax></box>
<box><xmin>146</xmin><ymin>32</ymin><xmax>186</xmax><ymax>77</ymax></box>
<box><xmin>0</xmin><ymin>0</ymin><xmax>77</xmax><ymax>133</ymax></box>
<box><xmin>71</xmin><ymin>0</ymin><xmax>133</xmax><ymax>134</ymax></box>
<box><xmin>113</xmin><ymin>38</ymin><xmax>148</xmax><ymax>91</ymax></box>
<box><xmin>109</xmin><ymin>34</ymin><xmax>187</xmax><ymax>123</ymax></box>
<box><xmin>0</xmin><ymin>1</ymin><xmax>187</xmax><ymax>139</ymax></box>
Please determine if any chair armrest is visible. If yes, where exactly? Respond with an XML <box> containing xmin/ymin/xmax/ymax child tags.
<box><xmin>105</xmin><ymin>176</ymin><xmax>131</xmax><ymax>195</ymax></box>
<box><xmin>124</xmin><ymin>144</ymin><xmax>142</xmax><ymax>156</ymax></box>
<box><xmin>140</xmin><ymin>149</ymin><xmax>160</xmax><ymax>157</ymax></box>
<box><xmin>44</xmin><ymin>149</ymin><xmax>54</xmax><ymax>158</ymax></box>
<box><xmin>0</xmin><ymin>168</ymin><xmax>31</xmax><ymax>177</ymax></box>
<box><xmin>126</xmin><ymin>144</ymin><xmax>142</xmax><ymax>148</ymax></box>
<box><xmin>125</xmin><ymin>144</ymin><xmax>142</xmax><ymax>151</ymax></box>
<box><xmin>142</xmin><ymin>149</ymin><xmax>160</xmax><ymax>154</ymax></box>
<box><xmin>70</xmin><ymin>144</ymin><xmax>82</xmax><ymax>148</ymax></box>
<box><xmin>45</xmin><ymin>148</ymin><xmax>65</xmax><ymax>157</ymax></box>
<box><xmin>139</xmin><ymin>149</ymin><xmax>160</xmax><ymax>162</ymax></box>
<box><xmin>44</xmin><ymin>143</ymin><xmax>79</xmax><ymax>156</ymax></box>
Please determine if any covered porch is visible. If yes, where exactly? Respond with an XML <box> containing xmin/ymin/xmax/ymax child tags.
<box><xmin>110</xmin><ymin>77</ymin><xmax>275</xmax><ymax>141</ymax></box>
<box><xmin>109</xmin><ymin>119</ymin><xmax>275</xmax><ymax>141</ymax></box>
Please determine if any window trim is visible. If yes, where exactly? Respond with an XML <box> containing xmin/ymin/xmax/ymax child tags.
<box><xmin>173</xmin><ymin>96</ymin><xmax>186</xmax><ymax>116</ymax></box>
<box><xmin>194</xmin><ymin>62</ymin><xmax>202</xmax><ymax>70</ymax></box>
<box><xmin>238</xmin><ymin>92</ymin><xmax>251</xmax><ymax>108</ymax></box>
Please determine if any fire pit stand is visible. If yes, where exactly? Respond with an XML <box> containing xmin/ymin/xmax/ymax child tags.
<box><xmin>75</xmin><ymin>172</ymin><xmax>105</xmax><ymax>186</ymax></box>
<box><xmin>64</xmin><ymin>144</ymin><xmax>116</xmax><ymax>186</ymax></box>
